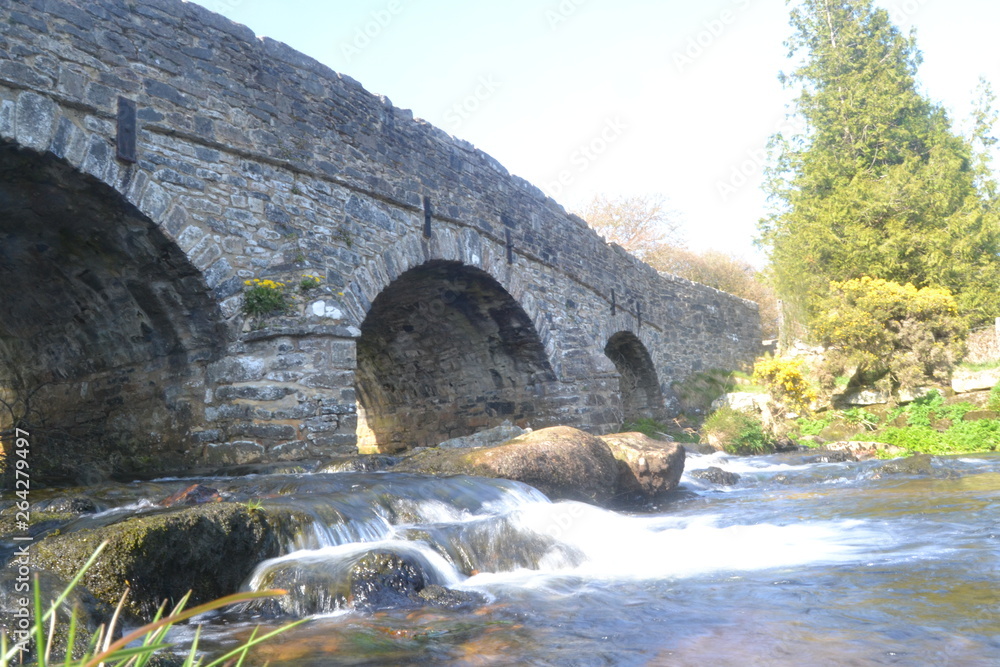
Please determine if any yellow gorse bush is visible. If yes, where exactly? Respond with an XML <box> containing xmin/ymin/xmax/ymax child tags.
<box><xmin>752</xmin><ymin>356</ymin><xmax>817</xmax><ymax>414</ymax></box>
<box><xmin>813</xmin><ymin>276</ymin><xmax>967</xmax><ymax>394</ymax></box>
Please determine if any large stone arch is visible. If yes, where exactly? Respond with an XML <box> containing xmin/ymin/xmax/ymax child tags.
<box><xmin>341</xmin><ymin>223</ymin><xmax>556</xmax><ymax>367</ymax></box>
<box><xmin>604</xmin><ymin>331</ymin><xmax>665</xmax><ymax>424</ymax></box>
<box><xmin>353</xmin><ymin>259</ymin><xmax>558</xmax><ymax>451</ymax></box>
<box><xmin>0</xmin><ymin>138</ymin><xmax>225</xmax><ymax>483</ymax></box>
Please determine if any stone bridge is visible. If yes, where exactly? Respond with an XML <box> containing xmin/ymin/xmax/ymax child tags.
<box><xmin>0</xmin><ymin>0</ymin><xmax>760</xmax><ymax>482</ymax></box>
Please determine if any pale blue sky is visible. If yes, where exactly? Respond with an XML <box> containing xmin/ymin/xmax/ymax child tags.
<box><xmin>190</xmin><ymin>0</ymin><xmax>1000</xmax><ymax>264</ymax></box>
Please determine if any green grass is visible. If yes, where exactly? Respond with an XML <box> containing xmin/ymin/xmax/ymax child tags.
<box><xmin>702</xmin><ymin>406</ymin><xmax>775</xmax><ymax>455</ymax></box>
<box><xmin>1</xmin><ymin>542</ymin><xmax>302</xmax><ymax>666</ymax></box>
<box><xmin>956</xmin><ymin>359</ymin><xmax>1000</xmax><ymax>372</ymax></box>
<box><xmin>870</xmin><ymin>391</ymin><xmax>998</xmax><ymax>456</ymax></box>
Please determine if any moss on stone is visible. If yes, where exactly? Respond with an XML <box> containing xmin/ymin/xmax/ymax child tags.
<box><xmin>30</xmin><ymin>502</ymin><xmax>281</xmax><ymax>622</ymax></box>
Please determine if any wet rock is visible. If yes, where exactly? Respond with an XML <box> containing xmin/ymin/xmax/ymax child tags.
<box><xmin>417</xmin><ymin>584</ymin><xmax>486</xmax><ymax>609</ymax></box>
<box><xmin>825</xmin><ymin>441</ymin><xmax>908</xmax><ymax>461</ymax></box>
<box><xmin>690</xmin><ymin>467</ymin><xmax>741</xmax><ymax>486</ymax></box>
<box><xmin>773</xmin><ymin>437</ymin><xmax>802</xmax><ymax>453</ymax></box>
<box><xmin>0</xmin><ymin>509</ymin><xmax>76</xmax><ymax>548</ymax></box>
<box><xmin>348</xmin><ymin>550</ymin><xmax>427</xmax><ymax>611</ymax></box>
<box><xmin>0</xmin><ymin>569</ymin><xmax>102</xmax><ymax>662</ymax></box>
<box><xmin>317</xmin><ymin>455</ymin><xmax>399</xmax><ymax>473</ymax></box>
<box><xmin>159</xmin><ymin>483</ymin><xmax>223</xmax><ymax>507</ymax></box>
<box><xmin>804</xmin><ymin>450</ymin><xmax>853</xmax><ymax>463</ymax></box>
<box><xmin>33</xmin><ymin>495</ymin><xmax>99</xmax><ymax>514</ymax></box>
<box><xmin>249</xmin><ymin>547</ymin><xmax>479</xmax><ymax>615</ymax></box>
<box><xmin>29</xmin><ymin>503</ymin><xmax>281</xmax><ymax>622</ymax></box>
<box><xmin>394</xmin><ymin>426</ymin><xmax>619</xmax><ymax>504</ymax></box>
<box><xmin>598</xmin><ymin>432</ymin><xmax>685</xmax><ymax>501</ymax></box>
<box><xmin>213</xmin><ymin>461</ymin><xmax>321</xmax><ymax>476</ymax></box>
<box><xmin>436</xmin><ymin>420</ymin><xmax>528</xmax><ymax>450</ymax></box>
<box><xmin>873</xmin><ymin>454</ymin><xmax>935</xmax><ymax>476</ymax></box>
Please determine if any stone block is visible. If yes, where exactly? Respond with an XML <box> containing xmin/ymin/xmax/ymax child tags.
<box><xmin>15</xmin><ymin>91</ymin><xmax>58</xmax><ymax>151</ymax></box>
<box><xmin>202</xmin><ymin>441</ymin><xmax>265</xmax><ymax>466</ymax></box>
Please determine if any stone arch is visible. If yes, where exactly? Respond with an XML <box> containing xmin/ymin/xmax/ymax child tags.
<box><xmin>354</xmin><ymin>259</ymin><xmax>558</xmax><ymax>451</ymax></box>
<box><xmin>0</xmin><ymin>138</ymin><xmax>226</xmax><ymax>483</ymax></box>
<box><xmin>342</xmin><ymin>223</ymin><xmax>556</xmax><ymax>366</ymax></box>
<box><xmin>604</xmin><ymin>331</ymin><xmax>665</xmax><ymax>424</ymax></box>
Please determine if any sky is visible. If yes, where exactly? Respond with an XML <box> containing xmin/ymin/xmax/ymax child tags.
<box><xmin>189</xmin><ymin>0</ymin><xmax>1000</xmax><ymax>265</ymax></box>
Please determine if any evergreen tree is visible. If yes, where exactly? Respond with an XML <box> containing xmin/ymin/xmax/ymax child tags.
<box><xmin>759</xmin><ymin>0</ymin><xmax>1000</xmax><ymax>325</ymax></box>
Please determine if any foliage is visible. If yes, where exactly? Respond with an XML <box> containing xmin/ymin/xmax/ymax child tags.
<box><xmin>702</xmin><ymin>406</ymin><xmax>775</xmax><ymax>455</ymax></box>
<box><xmin>758</xmin><ymin>0</ymin><xmax>1000</xmax><ymax>325</ymax></box>
<box><xmin>298</xmin><ymin>273</ymin><xmax>322</xmax><ymax>291</ymax></box>
<box><xmin>885</xmin><ymin>390</ymin><xmax>971</xmax><ymax>427</ymax></box>
<box><xmin>619</xmin><ymin>418</ymin><xmax>668</xmax><ymax>439</ymax></box>
<box><xmin>861</xmin><ymin>391</ymin><xmax>998</xmax><ymax>455</ymax></box>
<box><xmin>752</xmin><ymin>355</ymin><xmax>817</xmax><ymax>413</ymax></box>
<box><xmin>0</xmin><ymin>542</ymin><xmax>302</xmax><ymax>666</ymax></box>
<box><xmin>989</xmin><ymin>383</ymin><xmax>1000</xmax><ymax>412</ymax></box>
<box><xmin>959</xmin><ymin>359</ymin><xmax>1000</xmax><ymax>372</ymax></box>
<box><xmin>647</xmin><ymin>247</ymin><xmax>781</xmax><ymax>338</ymax></box>
<box><xmin>242</xmin><ymin>278</ymin><xmax>288</xmax><ymax>316</ymax></box>
<box><xmin>575</xmin><ymin>193</ymin><xmax>682</xmax><ymax>259</ymax></box>
<box><xmin>670</xmin><ymin>369</ymin><xmax>741</xmax><ymax>416</ymax></box>
<box><xmin>840</xmin><ymin>407</ymin><xmax>879</xmax><ymax>431</ymax></box>
<box><xmin>796</xmin><ymin>415</ymin><xmax>832</xmax><ymax>437</ymax></box>
<box><xmin>876</xmin><ymin>420</ymin><xmax>1000</xmax><ymax>456</ymax></box>
<box><xmin>813</xmin><ymin>277</ymin><xmax>967</xmax><ymax>395</ymax></box>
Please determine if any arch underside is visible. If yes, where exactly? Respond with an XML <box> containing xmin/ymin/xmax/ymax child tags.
<box><xmin>604</xmin><ymin>331</ymin><xmax>664</xmax><ymax>424</ymax></box>
<box><xmin>355</xmin><ymin>260</ymin><xmax>558</xmax><ymax>451</ymax></box>
<box><xmin>0</xmin><ymin>141</ymin><xmax>224</xmax><ymax>482</ymax></box>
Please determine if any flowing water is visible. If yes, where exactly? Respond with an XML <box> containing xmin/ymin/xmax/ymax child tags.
<box><xmin>11</xmin><ymin>451</ymin><xmax>1000</xmax><ymax>665</ymax></box>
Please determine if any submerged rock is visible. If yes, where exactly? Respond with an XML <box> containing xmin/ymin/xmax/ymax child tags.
<box><xmin>873</xmin><ymin>453</ymin><xmax>935</xmax><ymax>477</ymax></box>
<box><xmin>598</xmin><ymin>432</ymin><xmax>685</xmax><ymax>501</ymax></box>
<box><xmin>825</xmin><ymin>441</ymin><xmax>908</xmax><ymax>461</ymax></box>
<box><xmin>159</xmin><ymin>483</ymin><xmax>223</xmax><ymax>507</ymax></box>
<box><xmin>690</xmin><ymin>467</ymin><xmax>741</xmax><ymax>486</ymax></box>
<box><xmin>348</xmin><ymin>550</ymin><xmax>428</xmax><ymax>611</ymax></box>
<box><xmin>248</xmin><ymin>548</ymin><xmax>484</xmax><ymax>615</ymax></box>
<box><xmin>317</xmin><ymin>455</ymin><xmax>399</xmax><ymax>473</ymax></box>
<box><xmin>395</xmin><ymin>426</ymin><xmax>619</xmax><ymax>504</ymax></box>
<box><xmin>30</xmin><ymin>503</ymin><xmax>280</xmax><ymax>622</ymax></box>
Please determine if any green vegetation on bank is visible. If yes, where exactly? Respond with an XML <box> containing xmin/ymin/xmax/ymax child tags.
<box><xmin>795</xmin><ymin>391</ymin><xmax>1000</xmax><ymax>457</ymax></box>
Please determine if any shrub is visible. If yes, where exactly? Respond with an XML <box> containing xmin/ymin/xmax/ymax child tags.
<box><xmin>751</xmin><ymin>356</ymin><xmax>817</xmax><ymax>413</ymax></box>
<box><xmin>988</xmin><ymin>383</ymin><xmax>1000</xmax><ymax>412</ymax></box>
<box><xmin>813</xmin><ymin>277</ymin><xmax>967</xmax><ymax>396</ymax></box>
<box><xmin>242</xmin><ymin>278</ymin><xmax>288</xmax><ymax>316</ymax></box>
<box><xmin>702</xmin><ymin>406</ymin><xmax>775</xmax><ymax>455</ymax></box>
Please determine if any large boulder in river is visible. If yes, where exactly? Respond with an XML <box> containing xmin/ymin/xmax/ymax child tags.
<box><xmin>30</xmin><ymin>503</ymin><xmax>281</xmax><ymax>622</ymax></box>
<box><xmin>598</xmin><ymin>433</ymin><xmax>685</xmax><ymax>500</ymax></box>
<box><xmin>395</xmin><ymin>426</ymin><xmax>619</xmax><ymax>504</ymax></box>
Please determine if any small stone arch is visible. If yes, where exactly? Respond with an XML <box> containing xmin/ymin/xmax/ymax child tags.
<box><xmin>353</xmin><ymin>259</ymin><xmax>558</xmax><ymax>451</ymax></box>
<box><xmin>604</xmin><ymin>331</ymin><xmax>665</xmax><ymax>424</ymax></box>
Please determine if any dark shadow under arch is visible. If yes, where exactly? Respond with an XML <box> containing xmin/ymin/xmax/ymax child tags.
<box><xmin>355</xmin><ymin>260</ymin><xmax>557</xmax><ymax>451</ymax></box>
<box><xmin>0</xmin><ymin>140</ymin><xmax>225</xmax><ymax>483</ymax></box>
<box><xmin>604</xmin><ymin>331</ymin><xmax>664</xmax><ymax>424</ymax></box>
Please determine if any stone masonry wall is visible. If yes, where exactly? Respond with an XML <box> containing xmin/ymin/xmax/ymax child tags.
<box><xmin>0</xmin><ymin>0</ymin><xmax>760</xmax><ymax>476</ymax></box>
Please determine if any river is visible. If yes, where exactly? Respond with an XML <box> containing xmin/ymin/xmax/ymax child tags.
<box><xmin>11</xmin><ymin>449</ymin><xmax>1000</xmax><ymax>665</ymax></box>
